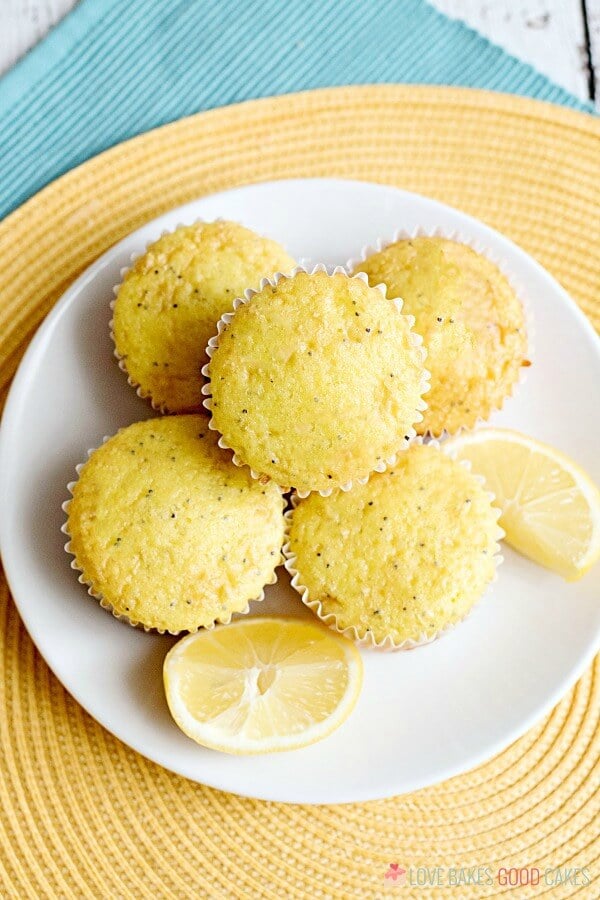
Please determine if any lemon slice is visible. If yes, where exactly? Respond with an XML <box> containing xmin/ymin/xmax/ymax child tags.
<box><xmin>163</xmin><ymin>617</ymin><xmax>363</xmax><ymax>754</ymax></box>
<box><xmin>445</xmin><ymin>428</ymin><xmax>600</xmax><ymax>581</ymax></box>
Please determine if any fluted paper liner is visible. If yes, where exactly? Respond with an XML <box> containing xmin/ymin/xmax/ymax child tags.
<box><xmin>346</xmin><ymin>226</ymin><xmax>534</xmax><ymax>440</ymax></box>
<box><xmin>61</xmin><ymin>434</ymin><xmax>281</xmax><ymax>635</ymax></box>
<box><xmin>282</xmin><ymin>438</ymin><xmax>505</xmax><ymax>651</ymax></box>
<box><xmin>201</xmin><ymin>264</ymin><xmax>431</xmax><ymax>497</ymax></box>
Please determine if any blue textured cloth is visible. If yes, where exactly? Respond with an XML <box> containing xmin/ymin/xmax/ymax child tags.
<box><xmin>0</xmin><ymin>0</ymin><xmax>591</xmax><ymax>221</ymax></box>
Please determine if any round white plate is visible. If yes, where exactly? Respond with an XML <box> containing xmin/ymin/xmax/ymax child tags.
<box><xmin>1</xmin><ymin>179</ymin><xmax>599</xmax><ymax>805</ymax></box>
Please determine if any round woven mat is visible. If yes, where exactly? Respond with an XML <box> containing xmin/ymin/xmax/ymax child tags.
<box><xmin>0</xmin><ymin>86</ymin><xmax>598</xmax><ymax>898</ymax></box>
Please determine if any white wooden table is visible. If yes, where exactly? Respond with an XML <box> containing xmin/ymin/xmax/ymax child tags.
<box><xmin>1</xmin><ymin>0</ymin><xmax>598</xmax><ymax>109</ymax></box>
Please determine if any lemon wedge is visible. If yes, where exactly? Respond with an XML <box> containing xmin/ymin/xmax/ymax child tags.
<box><xmin>164</xmin><ymin>617</ymin><xmax>363</xmax><ymax>754</ymax></box>
<box><xmin>445</xmin><ymin>428</ymin><xmax>600</xmax><ymax>581</ymax></box>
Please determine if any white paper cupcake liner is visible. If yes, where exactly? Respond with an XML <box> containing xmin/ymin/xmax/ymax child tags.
<box><xmin>109</xmin><ymin>217</ymin><xmax>296</xmax><ymax>416</ymax></box>
<box><xmin>282</xmin><ymin>438</ymin><xmax>505</xmax><ymax>651</ymax></box>
<box><xmin>61</xmin><ymin>434</ymin><xmax>281</xmax><ymax>635</ymax></box>
<box><xmin>346</xmin><ymin>226</ymin><xmax>534</xmax><ymax>440</ymax></box>
<box><xmin>201</xmin><ymin>264</ymin><xmax>431</xmax><ymax>497</ymax></box>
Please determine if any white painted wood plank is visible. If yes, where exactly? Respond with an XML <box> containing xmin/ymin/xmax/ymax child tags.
<box><xmin>586</xmin><ymin>0</ymin><xmax>600</xmax><ymax>103</ymax></box>
<box><xmin>0</xmin><ymin>0</ymin><xmax>78</xmax><ymax>76</ymax></box>
<box><xmin>432</xmin><ymin>0</ymin><xmax>591</xmax><ymax>101</ymax></box>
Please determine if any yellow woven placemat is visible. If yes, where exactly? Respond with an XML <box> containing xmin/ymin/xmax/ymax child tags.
<box><xmin>0</xmin><ymin>85</ymin><xmax>598</xmax><ymax>899</ymax></box>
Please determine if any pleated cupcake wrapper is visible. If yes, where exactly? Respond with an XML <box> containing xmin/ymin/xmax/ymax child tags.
<box><xmin>109</xmin><ymin>217</ymin><xmax>297</xmax><ymax>416</ymax></box>
<box><xmin>346</xmin><ymin>225</ymin><xmax>534</xmax><ymax>440</ymax></box>
<box><xmin>61</xmin><ymin>434</ymin><xmax>281</xmax><ymax>636</ymax></box>
<box><xmin>282</xmin><ymin>438</ymin><xmax>505</xmax><ymax>651</ymax></box>
<box><xmin>201</xmin><ymin>264</ymin><xmax>431</xmax><ymax>497</ymax></box>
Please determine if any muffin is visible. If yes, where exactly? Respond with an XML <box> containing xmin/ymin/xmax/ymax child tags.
<box><xmin>63</xmin><ymin>415</ymin><xmax>285</xmax><ymax>633</ymax></box>
<box><xmin>284</xmin><ymin>442</ymin><xmax>503</xmax><ymax>648</ymax></box>
<box><xmin>204</xmin><ymin>267</ymin><xmax>429</xmax><ymax>495</ymax></box>
<box><xmin>112</xmin><ymin>221</ymin><xmax>296</xmax><ymax>413</ymax></box>
<box><xmin>351</xmin><ymin>236</ymin><xmax>528</xmax><ymax>435</ymax></box>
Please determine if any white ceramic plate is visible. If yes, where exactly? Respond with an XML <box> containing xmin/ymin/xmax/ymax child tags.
<box><xmin>1</xmin><ymin>179</ymin><xmax>599</xmax><ymax>805</ymax></box>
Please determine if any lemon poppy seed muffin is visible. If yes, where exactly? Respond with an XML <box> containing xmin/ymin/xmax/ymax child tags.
<box><xmin>352</xmin><ymin>237</ymin><xmax>528</xmax><ymax>435</ymax></box>
<box><xmin>65</xmin><ymin>416</ymin><xmax>285</xmax><ymax>633</ymax></box>
<box><xmin>206</xmin><ymin>269</ymin><xmax>428</xmax><ymax>494</ymax></box>
<box><xmin>112</xmin><ymin>221</ymin><xmax>296</xmax><ymax>413</ymax></box>
<box><xmin>285</xmin><ymin>443</ymin><xmax>502</xmax><ymax>647</ymax></box>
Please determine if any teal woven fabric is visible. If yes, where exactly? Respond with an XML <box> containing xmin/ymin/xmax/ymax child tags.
<box><xmin>0</xmin><ymin>0</ymin><xmax>591</xmax><ymax>220</ymax></box>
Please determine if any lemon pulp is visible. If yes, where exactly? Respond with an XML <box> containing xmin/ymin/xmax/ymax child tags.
<box><xmin>163</xmin><ymin>617</ymin><xmax>363</xmax><ymax>754</ymax></box>
<box><xmin>446</xmin><ymin>428</ymin><xmax>600</xmax><ymax>581</ymax></box>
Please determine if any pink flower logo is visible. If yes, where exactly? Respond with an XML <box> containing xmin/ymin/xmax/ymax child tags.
<box><xmin>384</xmin><ymin>863</ymin><xmax>407</xmax><ymax>884</ymax></box>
